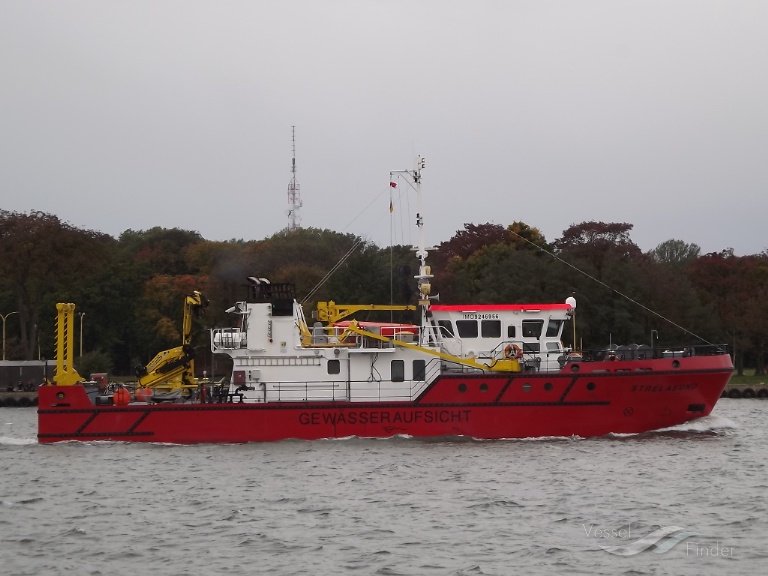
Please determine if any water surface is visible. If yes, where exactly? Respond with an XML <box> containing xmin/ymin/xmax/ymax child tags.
<box><xmin>1</xmin><ymin>400</ymin><xmax>764</xmax><ymax>575</ymax></box>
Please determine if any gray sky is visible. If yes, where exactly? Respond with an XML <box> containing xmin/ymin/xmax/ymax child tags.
<box><xmin>2</xmin><ymin>1</ymin><xmax>767</xmax><ymax>256</ymax></box>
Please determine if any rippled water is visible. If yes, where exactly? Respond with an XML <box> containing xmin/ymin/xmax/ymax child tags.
<box><xmin>1</xmin><ymin>400</ymin><xmax>766</xmax><ymax>576</ymax></box>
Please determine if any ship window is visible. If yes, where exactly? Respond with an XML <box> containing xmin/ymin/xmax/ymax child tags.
<box><xmin>546</xmin><ymin>342</ymin><xmax>562</xmax><ymax>352</ymax></box>
<box><xmin>438</xmin><ymin>320</ymin><xmax>454</xmax><ymax>337</ymax></box>
<box><xmin>327</xmin><ymin>359</ymin><xmax>340</xmax><ymax>374</ymax></box>
<box><xmin>456</xmin><ymin>320</ymin><xmax>478</xmax><ymax>338</ymax></box>
<box><xmin>522</xmin><ymin>320</ymin><xmax>543</xmax><ymax>338</ymax></box>
<box><xmin>507</xmin><ymin>326</ymin><xmax>516</xmax><ymax>338</ymax></box>
<box><xmin>481</xmin><ymin>320</ymin><xmax>501</xmax><ymax>338</ymax></box>
<box><xmin>392</xmin><ymin>360</ymin><xmax>405</xmax><ymax>382</ymax></box>
<box><xmin>546</xmin><ymin>319</ymin><xmax>563</xmax><ymax>337</ymax></box>
<box><xmin>413</xmin><ymin>359</ymin><xmax>426</xmax><ymax>381</ymax></box>
<box><xmin>523</xmin><ymin>342</ymin><xmax>540</xmax><ymax>353</ymax></box>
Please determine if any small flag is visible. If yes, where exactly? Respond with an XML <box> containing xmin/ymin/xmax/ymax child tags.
<box><xmin>390</xmin><ymin>181</ymin><xmax>397</xmax><ymax>188</ymax></box>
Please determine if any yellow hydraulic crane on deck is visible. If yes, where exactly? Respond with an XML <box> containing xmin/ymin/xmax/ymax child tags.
<box><xmin>134</xmin><ymin>291</ymin><xmax>209</xmax><ymax>392</ymax></box>
<box><xmin>315</xmin><ymin>301</ymin><xmax>416</xmax><ymax>323</ymax></box>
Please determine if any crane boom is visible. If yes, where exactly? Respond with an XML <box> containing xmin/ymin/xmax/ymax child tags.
<box><xmin>315</xmin><ymin>301</ymin><xmax>416</xmax><ymax>324</ymax></box>
<box><xmin>135</xmin><ymin>291</ymin><xmax>209</xmax><ymax>392</ymax></box>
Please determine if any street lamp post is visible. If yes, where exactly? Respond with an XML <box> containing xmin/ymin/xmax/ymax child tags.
<box><xmin>79</xmin><ymin>312</ymin><xmax>85</xmax><ymax>358</ymax></box>
<box><xmin>1</xmin><ymin>311</ymin><xmax>20</xmax><ymax>361</ymax></box>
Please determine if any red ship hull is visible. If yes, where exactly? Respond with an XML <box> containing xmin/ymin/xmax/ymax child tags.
<box><xmin>38</xmin><ymin>355</ymin><xmax>732</xmax><ymax>443</ymax></box>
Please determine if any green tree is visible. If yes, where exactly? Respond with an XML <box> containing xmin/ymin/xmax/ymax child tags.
<box><xmin>650</xmin><ymin>239</ymin><xmax>701</xmax><ymax>266</ymax></box>
<box><xmin>686</xmin><ymin>250</ymin><xmax>747</xmax><ymax>373</ymax></box>
<box><xmin>553</xmin><ymin>222</ymin><xmax>646</xmax><ymax>348</ymax></box>
<box><xmin>0</xmin><ymin>210</ymin><xmax>114</xmax><ymax>360</ymax></box>
<box><xmin>119</xmin><ymin>227</ymin><xmax>205</xmax><ymax>276</ymax></box>
<box><xmin>554</xmin><ymin>221</ymin><xmax>642</xmax><ymax>279</ymax></box>
<box><xmin>508</xmin><ymin>221</ymin><xmax>550</xmax><ymax>252</ymax></box>
<box><xmin>435</xmin><ymin>223</ymin><xmax>509</xmax><ymax>262</ymax></box>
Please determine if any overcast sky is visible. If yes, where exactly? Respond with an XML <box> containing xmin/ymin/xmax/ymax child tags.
<box><xmin>2</xmin><ymin>1</ymin><xmax>767</xmax><ymax>256</ymax></box>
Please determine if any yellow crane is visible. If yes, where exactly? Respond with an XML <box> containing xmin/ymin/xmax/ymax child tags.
<box><xmin>300</xmin><ymin>301</ymin><xmax>418</xmax><ymax>346</ymax></box>
<box><xmin>51</xmin><ymin>303</ymin><xmax>86</xmax><ymax>386</ymax></box>
<box><xmin>315</xmin><ymin>301</ymin><xmax>416</xmax><ymax>323</ymax></box>
<box><xmin>134</xmin><ymin>291</ymin><xmax>209</xmax><ymax>394</ymax></box>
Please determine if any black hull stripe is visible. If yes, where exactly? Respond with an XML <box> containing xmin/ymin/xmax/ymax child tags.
<box><xmin>39</xmin><ymin>431</ymin><xmax>155</xmax><ymax>439</ymax></box>
<box><xmin>413</xmin><ymin>367</ymin><xmax>728</xmax><ymax>404</ymax></box>
<box><xmin>493</xmin><ymin>377</ymin><xmax>514</xmax><ymax>403</ymax></box>
<box><xmin>40</xmin><ymin>399</ymin><xmax>613</xmax><ymax>417</ymax></box>
<box><xmin>558</xmin><ymin>377</ymin><xmax>579</xmax><ymax>403</ymax></box>
<box><xmin>75</xmin><ymin>412</ymin><xmax>99</xmax><ymax>434</ymax></box>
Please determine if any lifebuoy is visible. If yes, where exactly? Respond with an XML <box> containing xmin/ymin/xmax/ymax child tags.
<box><xmin>504</xmin><ymin>344</ymin><xmax>524</xmax><ymax>360</ymax></box>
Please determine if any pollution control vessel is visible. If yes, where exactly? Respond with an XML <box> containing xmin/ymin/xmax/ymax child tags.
<box><xmin>37</xmin><ymin>158</ymin><xmax>733</xmax><ymax>443</ymax></box>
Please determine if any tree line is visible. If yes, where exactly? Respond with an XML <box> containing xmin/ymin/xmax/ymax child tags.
<box><xmin>1</xmin><ymin>210</ymin><xmax>764</xmax><ymax>377</ymax></box>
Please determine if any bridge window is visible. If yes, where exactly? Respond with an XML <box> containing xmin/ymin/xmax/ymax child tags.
<box><xmin>456</xmin><ymin>320</ymin><xmax>479</xmax><ymax>338</ymax></box>
<box><xmin>522</xmin><ymin>319</ymin><xmax>543</xmax><ymax>338</ymax></box>
<box><xmin>392</xmin><ymin>360</ymin><xmax>405</xmax><ymax>382</ymax></box>
<box><xmin>481</xmin><ymin>320</ymin><xmax>501</xmax><ymax>338</ymax></box>
<box><xmin>546</xmin><ymin>319</ymin><xmax>563</xmax><ymax>337</ymax></box>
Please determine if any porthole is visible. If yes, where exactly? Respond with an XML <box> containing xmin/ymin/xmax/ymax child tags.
<box><xmin>544</xmin><ymin>382</ymin><xmax>553</xmax><ymax>391</ymax></box>
<box><xmin>458</xmin><ymin>383</ymin><xmax>467</xmax><ymax>393</ymax></box>
<box><xmin>479</xmin><ymin>383</ymin><xmax>488</xmax><ymax>392</ymax></box>
<box><xmin>522</xmin><ymin>383</ymin><xmax>532</xmax><ymax>392</ymax></box>
<box><xmin>586</xmin><ymin>382</ymin><xmax>596</xmax><ymax>391</ymax></box>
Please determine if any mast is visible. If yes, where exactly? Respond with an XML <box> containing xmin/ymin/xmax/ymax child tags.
<box><xmin>287</xmin><ymin>126</ymin><xmax>302</xmax><ymax>231</ymax></box>
<box><xmin>390</xmin><ymin>156</ymin><xmax>438</xmax><ymax>345</ymax></box>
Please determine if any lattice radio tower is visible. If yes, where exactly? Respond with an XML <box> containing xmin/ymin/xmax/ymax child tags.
<box><xmin>287</xmin><ymin>126</ymin><xmax>302</xmax><ymax>231</ymax></box>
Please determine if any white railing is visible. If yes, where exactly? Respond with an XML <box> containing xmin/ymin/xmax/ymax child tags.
<box><xmin>257</xmin><ymin>356</ymin><xmax>442</xmax><ymax>403</ymax></box>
